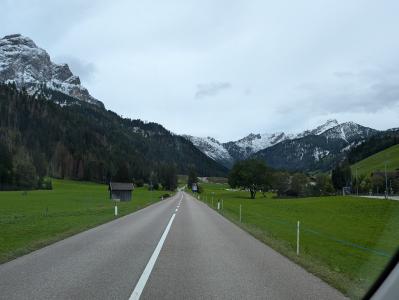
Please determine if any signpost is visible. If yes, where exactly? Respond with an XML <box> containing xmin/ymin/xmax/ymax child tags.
<box><xmin>296</xmin><ymin>221</ymin><xmax>300</xmax><ymax>255</ymax></box>
<box><xmin>114</xmin><ymin>199</ymin><xmax>120</xmax><ymax>216</ymax></box>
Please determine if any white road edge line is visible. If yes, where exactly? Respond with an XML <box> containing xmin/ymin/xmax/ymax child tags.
<box><xmin>129</xmin><ymin>193</ymin><xmax>182</xmax><ymax>300</ymax></box>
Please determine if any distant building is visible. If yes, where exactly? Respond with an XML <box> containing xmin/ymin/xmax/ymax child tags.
<box><xmin>109</xmin><ymin>182</ymin><xmax>134</xmax><ymax>201</ymax></box>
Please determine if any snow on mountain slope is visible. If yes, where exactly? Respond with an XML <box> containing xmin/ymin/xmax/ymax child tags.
<box><xmin>223</xmin><ymin>119</ymin><xmax>343</xmax><ymax>161</ymax></box>
<box><xmin>0</xmin><ymin>34</ymin><xmax>103</xmax><ymax>107</ymax></box>
<box><xmin>321</xmin><ymin>122</ymin><xmax>376</xmax><ymax>142</ymax></box>
<box><xmin>183</xmin><ymin>135</ymin><xmax>234</xmax><ymax>167</ymax></box>
<box><xmin>295</xmin><ymin>119</ymin><xmax>339</xmax><ymax>138</ymax></box>
<box><xmin>233</xmin><ymin>132</ymin><xmax>288</xmax><ymax>153</ymax></box>
<box><xmin>223</xmin><ymin>132</ymin><xmax>290</xmax><ymax>161</ymax></box>
<box><xmin>183</xmin><ymin>119</ymin><xmax>378</xmax><ymax>169</ymax></box>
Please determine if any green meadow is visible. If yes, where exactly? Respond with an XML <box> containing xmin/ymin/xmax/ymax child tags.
<box><xmin>198</xmin><ymin>183</ymin><xmax>399</xmax><ymax>299</ymax></box>
<box><xmin>0</xmin><ymin>179</ymin><xmax>167</xmax><ymax>264</ymax></box>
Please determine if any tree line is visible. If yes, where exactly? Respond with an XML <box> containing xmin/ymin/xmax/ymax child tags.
<box><xmin>227</xmin><ymin>159</ymin><xmax>398</xmax><ymax>199</ymax></box>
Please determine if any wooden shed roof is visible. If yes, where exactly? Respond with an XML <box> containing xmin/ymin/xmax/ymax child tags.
<box><xmin>109</xmin><ymin>182</ymin><xmax>134</xmax><ymax>191</ymax></box>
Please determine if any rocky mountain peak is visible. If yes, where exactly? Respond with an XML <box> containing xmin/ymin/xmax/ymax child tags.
<box><xmin>0</xmin><ymin>34</ymin><xmax>103</xmax><ymax>107</ymax></box>
<box><xmin>0</xmin><ymin>34</ymin><xmax>37</xmax><ymax>48</ymax></box>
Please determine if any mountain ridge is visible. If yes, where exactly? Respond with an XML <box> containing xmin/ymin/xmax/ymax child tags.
<box><xmin>184</xmin><ymin>120</ymin><xmax>379</xmax><ymax>171</ymax></box>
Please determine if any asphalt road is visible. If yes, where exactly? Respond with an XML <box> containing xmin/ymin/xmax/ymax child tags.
<box><xmin>360</xmin><ymin>195</ymin><xmax>399</xmax><ymax>201</ymax></box>
<box><xmin>0</xmin><ymin>192</ymin><xmax>345</xmax><ymax>300</ymax></box>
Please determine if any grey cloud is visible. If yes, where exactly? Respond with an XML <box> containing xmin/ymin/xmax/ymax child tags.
<box><xmin>283</xmin><ymin>66</ymin><xmax>399</xmax><ymax>116</ymax></box>
<box><xmin>195</xmin><ymin>82</ymin><xmax>231</xmax><ymax>99</ymax></box>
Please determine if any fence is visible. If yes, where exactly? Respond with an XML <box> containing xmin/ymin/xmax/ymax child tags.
<box><xmin>197</xmin><ymin>193</ymin><xmax>392</xmax><ymax>260</ymax></box>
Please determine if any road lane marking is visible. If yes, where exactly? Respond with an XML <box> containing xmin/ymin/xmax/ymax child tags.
<box><xmin>129</xmin><ymin>213</ymin><xmax>177</xmax><ymax>300</ymax></box>
<box><xmin>129</xmin><ymin>193</ymin><xmax>183</xmax><ymax>298</ymax></box>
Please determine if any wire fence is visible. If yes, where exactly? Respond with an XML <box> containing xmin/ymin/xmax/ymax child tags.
<box><xmin>196</xmin><ymin>193</ymin><xmax>392</xmax><ymax>259</ymax></box>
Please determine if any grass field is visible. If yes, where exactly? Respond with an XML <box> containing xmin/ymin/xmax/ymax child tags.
<box><xmin>0</xmin><ymin>179</ymin><xmax>169</xmax><ymax>264</ymax></box>
<box><xmin>351</xmin><ymin>144</ymin><xmax>399</xmax><ymax>177</ymax></box>
<box><xmin>197</xmin><ymin>183</ymin><xmax>399</xmax><ymax>299</ymax></box>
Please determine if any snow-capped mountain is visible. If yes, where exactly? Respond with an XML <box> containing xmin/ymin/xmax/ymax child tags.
<box><xmin>321</xmin><ymin>121</ymin><xmax>376</xmax><ymax>143</ymax></box>
<box><xmin>295</xmin><ymin>119</ymin><xmax>339</xmax><ymax>138</ymax></box>
<box><xmin>0</xmin><ymin>34</ymin><xmax>103</xmax><ymax>107</ymax></box>
<box><xmin>183</xmin><ymin>120</ymin><xmax>379</xmax><ymax>170</ymax></box>
<box><xmin>182</xmin><ymin>135</ymin><xmax>234</xmax><ymax>167</ymax></box>
<box><xmin>252</xmin><ymin>122</ymin><xmax>378</xmax><ymax>171</ymax></box>
<box><xmin>222</xmin><ymin>132</ymin><xmax>289</xmax><ymax>164</ymax></box>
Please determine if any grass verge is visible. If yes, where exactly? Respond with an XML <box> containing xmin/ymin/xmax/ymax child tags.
<box><xmin>0</xmin><ymin>179</ymin><xmax>170</xmax><ymax>264</ymax></box>
<box><xmin>196</xmin><ymin>183</ymin><xmax>399</xmax><ymax>299</ymax></box>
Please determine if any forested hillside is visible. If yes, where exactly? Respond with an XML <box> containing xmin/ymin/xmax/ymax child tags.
<box><xmin>0</xmin><ymin>83</ymin><xmax>226</xmax><ymax>189</ymax></box>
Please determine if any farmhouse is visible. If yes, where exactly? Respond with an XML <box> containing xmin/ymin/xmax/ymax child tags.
<box><xmin>109</xmin><ymin>182</ymin><xmax>134</xmax><ymax>201</ymax></box>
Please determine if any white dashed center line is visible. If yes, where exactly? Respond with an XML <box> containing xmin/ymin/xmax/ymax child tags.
<box><xmin>129</xmin><ymin>193</ymin><xmax>183</xmax><ymax>300</ymax></box>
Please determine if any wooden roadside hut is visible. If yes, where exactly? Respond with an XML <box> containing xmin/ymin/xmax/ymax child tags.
<box><xmin>109</xmin><ymin>182</ymin><xmax>134</xmax><ymax>201</ymax></box>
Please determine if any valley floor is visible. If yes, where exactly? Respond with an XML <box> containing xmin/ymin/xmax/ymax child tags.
<box><xmin>0</xmin><ymin>191</ymin><xmax>344</xmax><ymax>299</ymax></box>
<box><xmin>1</xmin><ymin>180</ymin><xmax>397</xmax><ymax>299</ymax></box>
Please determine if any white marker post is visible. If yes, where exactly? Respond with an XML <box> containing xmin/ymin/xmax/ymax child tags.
<box><xmin>296</xmin><ymin>221</ymin><xmax>300</xmax><ymax>255</ymax></box>
<box><xmin>115</xmin><ymin>204</ymin><xmax>118</xmax><ymax>216</ymax></box>
<box><xmin>239</xmin><ymin>204</ymin><xmax>242</xmax><ymax>223</ymax></box>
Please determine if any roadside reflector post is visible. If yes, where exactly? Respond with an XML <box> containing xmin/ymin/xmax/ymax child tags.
<box><xmin>217</xmin><ymin>199</ymin><xmax>220</xmax><ymax>210</ymax></box>
<box><xmin>296</xmin><ymin>221</ymin><xmax>300</xmax><ymax>255</ymax></box>
<box><xmin>115</xmin><ymin>204</ymin><xmax>118</xmax><ymax>216</ymax></box>
<box><xmin>239</xmin><ymin>204</ymin><xmax>242</xmax><ymax>223</ymax></box>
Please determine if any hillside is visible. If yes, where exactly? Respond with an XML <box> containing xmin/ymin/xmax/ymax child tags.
<box><xmin>347</xmin><ymin>129</ymin><xmax>399</xmax><ymax>165</ymax></box>
<box><xmin>0</xmin><ymin>83</ymin><xmax>227</xmax><ymax>187</ymax></box>
<box><xmin>252</xmin><ymin>122</ymin><xmax>377</xmax><ymax>171</ymax></box>
<box><xmin>351</xmin><ymin>144</ymin><xmax>399</xmax><ymax>177</ymax></box>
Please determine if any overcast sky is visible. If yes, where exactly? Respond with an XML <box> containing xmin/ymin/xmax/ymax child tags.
<box><xmin>1</xmin><ymin>0</ymin><xmax>399</xmax><ymax>141</ymax></box>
